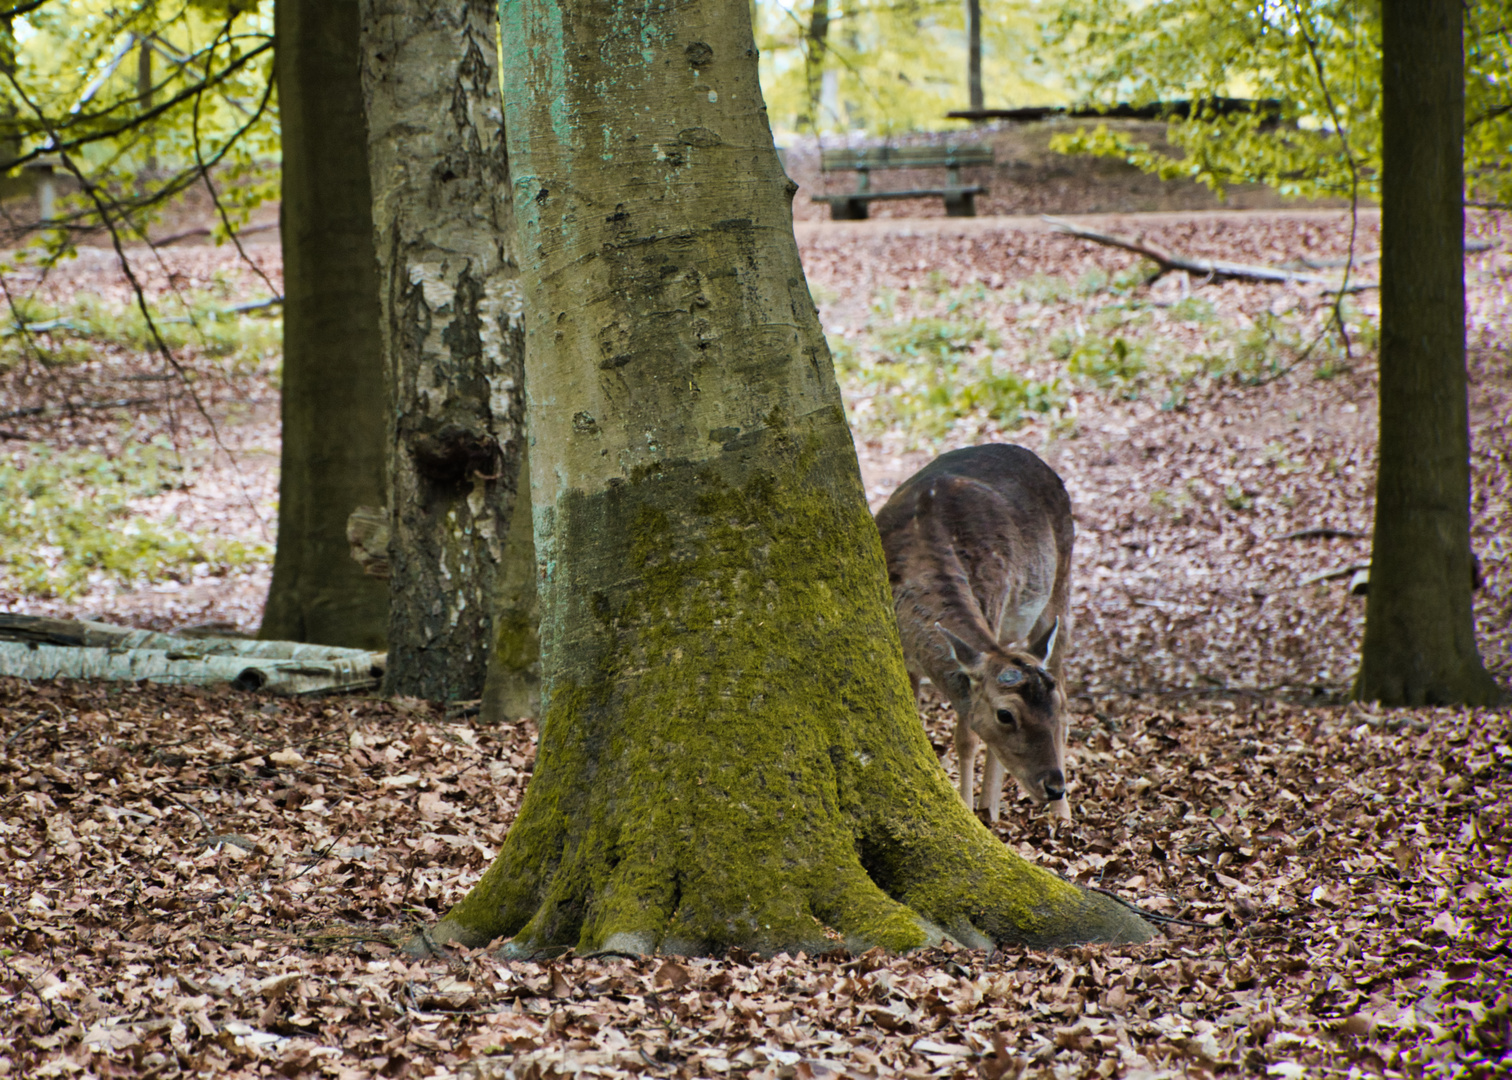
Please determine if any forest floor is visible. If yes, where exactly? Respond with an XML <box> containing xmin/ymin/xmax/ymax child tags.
<box><xmin>0</xmin><ymin>210</ymin><xmax>1508</xmax><ymax>1078</ymax></box>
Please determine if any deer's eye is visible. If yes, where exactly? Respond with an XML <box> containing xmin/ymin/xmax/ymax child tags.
<box><xmin>995</xmin><ymin>708</ymin><xmax>1016</xmax><ymax>726</ymax></box>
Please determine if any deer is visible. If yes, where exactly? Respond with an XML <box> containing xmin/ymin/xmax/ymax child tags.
<box><xmin>876</xmin><ymin>444</ymin><xmax>1075</xmax><ymax>823</ymax></box>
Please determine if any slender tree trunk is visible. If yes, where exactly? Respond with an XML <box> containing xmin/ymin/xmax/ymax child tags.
<box><xmin>0</xmin><ymin>17</ymin><xmax>18</xmax><ymax>170</ymax></box>
<box><xmin>261</xmin><ymin>0</ymin><xmax>389</xmax><ymax>649</ymax></box>
<box><xmin>426</xmin><ymin>0</ymin><xmax>1150</xmax><ymax>957</ymax></box>
<box><xmin>804</xmin><ymin>0</ymin><xmax>829</xmax><ymax>131</ymax></box>
<box><xmin>965</xmin><ymin>0</ymin><xmax>983</xmax><ymax>114</ymax></box>
<box><xmin>358</xmin><ymin>0</ymin><xmax>527</xmax><ymax>701</ymax></box>
<box><xmin>137</xmin><ymin>37</ymin><xmax>156</xmax><ymax>174</ymax></box>
<box><xmin>1356</xmin><ymin>0</ymin><xmax>1502</xmax><ymax>706</ymax></box>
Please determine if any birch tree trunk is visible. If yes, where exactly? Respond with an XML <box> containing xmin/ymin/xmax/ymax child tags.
<box><xmin>1356</xmin><ymin>0</ymin><xmax>1502</xmax><ymax>706</ymax></box>
<box><xmin>359</xmin><ymin>0</ymin><xmax>528</xmax><ymax>701</ymax></box>
<box><xmin>426</xmin><ymin>0</ymin><xmax>1150</xmax><ymax>956</ymax></box>
<box><xmin>261</xmin><ymin>0</ymin><xmax>389</xmax><ymax>649</ymax></box>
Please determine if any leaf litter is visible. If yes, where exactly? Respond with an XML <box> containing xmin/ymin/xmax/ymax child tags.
<box><xmin>0</xmin><ymin>211</ymin><xmax>1509</xmax><ymax>1078</ymax></box>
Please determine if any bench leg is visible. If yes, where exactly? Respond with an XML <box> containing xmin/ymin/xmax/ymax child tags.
<box><xmin>944</xmin><ymin>191</ymin><xmax>976</xmax><ymax>218</ymax></box>
<box><xmin>830</xmin><ymin>198</ymin><xmax>869</xmax><ymax>221</ymax></box>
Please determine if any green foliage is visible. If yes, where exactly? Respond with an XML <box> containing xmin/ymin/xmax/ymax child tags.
<box><xmin>0</xmin><ymin>438</ymin><xmax>270</xmax><ymax>598</ymax></box>
<box><xmin>754</xmin><ymin>0</ymin><xmax>1065</xmax><ymax>135</ymax></box>
<box><xmin>0</xmin><ymin>289</ymin><xmax>281</xmax><ymax>373</ymax></box>
<box><xmin>3</xmin><ymin>2</ymin><xmax>278</xmax><ymax>250</ymax></box>
<box><xmin>1060</xmin><ymin>332</ymin><xmax>1147</xmax><ymax>388</ymax></box>
<box><xmin>1045</xmin><ymin>0</ymin><xmax>1512</xmax><ymax>205</ymax></box>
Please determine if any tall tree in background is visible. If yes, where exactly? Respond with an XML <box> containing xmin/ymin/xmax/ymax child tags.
<box><xmin>358</xmin><ymin>0</ymin><xmax>527</xmax><ymax>700</ymax></box>
<box><xmin>802</xmin><ymin>0</ymin><xmax>829</xmax><ymax>130</ymax></box>
<box><xmin>1356</xmin><ymin>0</ymin><xmax>1502</xmax><ymax>706</ymax></box>
<box><xmin>425</xmin><ymin>0</ymin><xmax>1150</xmax><ymax>956</ymax></box>
<box><xmin>261</xmin><ymin>0</ymin><xmax>389</xmax><ymax>649</ymax></box>
<box><xmin>965</xmin><ymin>0</ymin><xmax>983</xmax><ymax>113</ymax></box>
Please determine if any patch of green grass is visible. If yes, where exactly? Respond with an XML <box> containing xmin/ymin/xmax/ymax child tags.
<box><xmin>1166</xmin><ymin>296</ymin><xmax>1218</xmax><ymax>323</ymax></box>
<box><xmin>0</xmin><ymin>439</ymin><xmax>271</xmax><ymax>599</ymax></box>
<box><xmin>876</xmin><ymin>315</ymin><xmax>997</xmax><ymax>359</ymax></box>
<box><xmin>1059</xmin><ymin>333</ymin><xmax>1148</xmax><ymax>389</ymax></box>
<box><xmin>832</xmin><ymin>313</ymin><xmax>1066</xmax><ymax>443</ymax></box>
<box><xmin>1</xmin><ymin>290</ymin><xmax>282</xmax><ymax>375</ymax></box>
<box><xmin>1009</xmin><ymin>275</ymin><xmax>1073</xmax><ymax>304</ymax></box>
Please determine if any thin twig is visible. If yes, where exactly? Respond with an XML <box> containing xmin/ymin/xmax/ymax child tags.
<box><xmin>1087</xmin><ymin>885</ymin><xmax>1209</xmax><ymax>929</ymax></box>
<box><xmin>288</xmin><ymin>827</ymin><xmax>351</xmax><ymax>881</ymax></box>
<box><xmin>0</xmin><ymin>397</ymin><xmax>159</xmax><ymax>422</ymax></box>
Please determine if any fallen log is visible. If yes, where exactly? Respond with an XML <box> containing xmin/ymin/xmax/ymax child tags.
<box><xmin>1041</xmin><ymin>216</ymin><xmax>1377</xmax><ymax>291</ymax></box>
<box><xmin>0</xmin><ymin>613</ymin><xmax>385</xmax><ymax>695</ymax></box>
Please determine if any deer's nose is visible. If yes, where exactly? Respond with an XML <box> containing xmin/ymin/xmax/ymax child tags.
<box><xmin>1040</xmin><ymin>769</ymin><xmax>1066</xmax><ymax>802</ymax></box>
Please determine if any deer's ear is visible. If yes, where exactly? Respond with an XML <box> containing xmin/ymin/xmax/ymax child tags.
<box><xmin>1028</xmin><ymin>617</ymin><xmax>1059</xmax><ymax>665</ymax></box>
<box><xmin>936</xmin><ymin>622</ymin><xmax>983</xmax><ymax>674</ymax></box>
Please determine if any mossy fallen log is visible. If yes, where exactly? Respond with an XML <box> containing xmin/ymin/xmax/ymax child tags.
<box><xmin>0</xmin><ymin>614</ymin><xmax>385</xmax><ymax>695</ymax></box>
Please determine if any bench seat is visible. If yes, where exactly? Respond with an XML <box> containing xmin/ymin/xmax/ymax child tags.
<box><xmin>814</xmin><ymin>145</ymin><xmax>993</xmax><ymax>220</ymax></box>
<box><xmin>811</xmin><ymin>185</ymin><xmax>986</xmax><ymax>220</ymax></box>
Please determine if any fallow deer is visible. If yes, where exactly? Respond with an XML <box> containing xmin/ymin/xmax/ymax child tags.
<box><xmin>876</xmin><ymin>444</ymin><xmax>1075</xmax><ymax>822</ymax></box>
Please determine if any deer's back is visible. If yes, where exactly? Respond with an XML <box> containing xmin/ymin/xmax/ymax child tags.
<box><xmin>877</xmin><ymin>445</ymin><xmax>1073</xmax><ymax>674</ymax></box>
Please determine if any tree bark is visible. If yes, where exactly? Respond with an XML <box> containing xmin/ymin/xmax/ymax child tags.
<box><xmin>359</xmin><ymin>0</ymin><xmax>527</xmax><ymax>701</ymax></box>
<box><xmin>480</xmin><ymin>445</ymin><xmax>541</xmax><ymax>723</ymax></box>
<box><xmin>965</xmin><ymin>0</ymin><xmax>983</xmax><ymax>115</ymax></box>
<box><xmin>1356</xmin><ymin>0</ymin><xmax>1502</xmax><ymax>706</ymax></box>
<box><xmin>261</xmin><ymin>0</ymin><xmax>389</xmax><ymax>649</ymax></box>
<box><xmin>426</xmin><ymin>0</ymin><xmax>1151</xmax><ymax>957</ymax></box>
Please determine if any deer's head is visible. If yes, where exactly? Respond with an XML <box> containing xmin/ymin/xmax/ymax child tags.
<box><xmin>938</xmin><ymin>618</ymin><xmax>1070</xmax><ymax>819</ymax></box>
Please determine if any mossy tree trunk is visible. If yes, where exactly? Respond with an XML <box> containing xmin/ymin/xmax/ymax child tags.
<box><xmin>428</xmin><ymin>0</ymin><xmax>1151</xmax><ymax>957</ymax></box>
<box><xmin>262</xmin><ymin>0</ymin><xmax>389</xmax><ymax>649</ymax></box>
<box><xmin>359</xmin><ymin>0</ymin><xmax>527</xmax><ymax>700</ymax></box>
<box><xmin>1356</xmin><ymin>0</ymin><xmax>1503</xmax><ymax>706</ymax></box>
<box><xmin>480</xmin><ymin>445</ymin><xmax>541</xmax><ymax>723</ymax></box>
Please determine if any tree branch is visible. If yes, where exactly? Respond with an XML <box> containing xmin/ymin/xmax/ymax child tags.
<box><xmin>1040</xmin><ymin>216</ymin><xmax>1376</xmax><ymax>290</ymax></box>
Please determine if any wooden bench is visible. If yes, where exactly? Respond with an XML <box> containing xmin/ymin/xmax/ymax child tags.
<box><xmin>812</xmin><ymin>145</ymin><xmax>993</xmax><ymax>220</ymax></box>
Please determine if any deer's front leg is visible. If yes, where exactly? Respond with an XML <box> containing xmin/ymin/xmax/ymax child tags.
<box><xmin>982</xmin><ymin>749</ymin><xmax>1006</xmax><ymax>823</ymax></box>
<box><xmin>953</xmin><ymin>718</ymin><xmax>979</xmax><ymax>810</ymax></box>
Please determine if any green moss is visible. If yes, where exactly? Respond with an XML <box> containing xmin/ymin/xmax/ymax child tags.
<box><xmin>432</xmin><ymin>411</ymin><xmax>1153</xmax><ymax>957</ymax></box>
<box><xmin>490</xmin><ymin>607</ymin><xmax>540</xmax><ymax>671</ymax></box>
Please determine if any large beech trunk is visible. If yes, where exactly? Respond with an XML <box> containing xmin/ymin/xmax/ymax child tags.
<box><xmin>1356</xmin><ymin>0</ymin><xmax>1502</xmax><ymax>706</ymax></box>
<box><xmin>262</xmin><ymin>0</ymin><xmax>389</xmax><ymax>649</ymax></box>
<box><xmin>359</xmin><ymin>0</ymin><xmax>528</xmax><ymax>700</ymax></box>
<box><xmin>428</xmin><ymin>0</ymin><xmax>1151</xmax><ymax>956</ymax></box>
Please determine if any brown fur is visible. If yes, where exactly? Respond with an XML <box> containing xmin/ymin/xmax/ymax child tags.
<box><xmin>876</xmin><ymin>444</ymin><xmax>1075</xmax><ymax>821</ymax></box>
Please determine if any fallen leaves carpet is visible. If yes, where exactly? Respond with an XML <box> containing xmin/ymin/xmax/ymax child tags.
<box><xmin>1</xmin><ymin>680</ymin><xmax>1507</xmax><ymax>1078</ymax></box>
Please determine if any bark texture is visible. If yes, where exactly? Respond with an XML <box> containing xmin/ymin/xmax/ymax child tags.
<box><xmin>1356</xmin><ymin>0</ymin><xmax>1502</xmax><ymax>706</ymax></box>
<box><xmin>480</xmin><ymin>445</ymin><xmax>541</xmax><ymax>723</ymax></box>
<box><xmin>359</xmin><ymin>0</ymin><xmax>527</xmax><ymax>701</ymax></box>
<box><xmin>427</xmin><ymin>0</ymin><xmax>1151</xmax><ymax>957</ymax></box>
<box><xmin>262</xmin><ymin>0</ymin><xmax>389</xmax><ymax>649</ymax></box>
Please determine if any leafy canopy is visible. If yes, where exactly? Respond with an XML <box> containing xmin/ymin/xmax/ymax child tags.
<box><xmin>3</xmin><ymin>0</ymin><xmax>276</xmax><ymax>254</ymax></box>
<box><xmin>756</xmin><ymin>0</ymin><xmax>1064</xmax><ymax>136</ymax></box>
<box><xmin>1045</xmin><ymin>0</ymin><xmax>1512</xmax><ymax>205</ymax></box>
